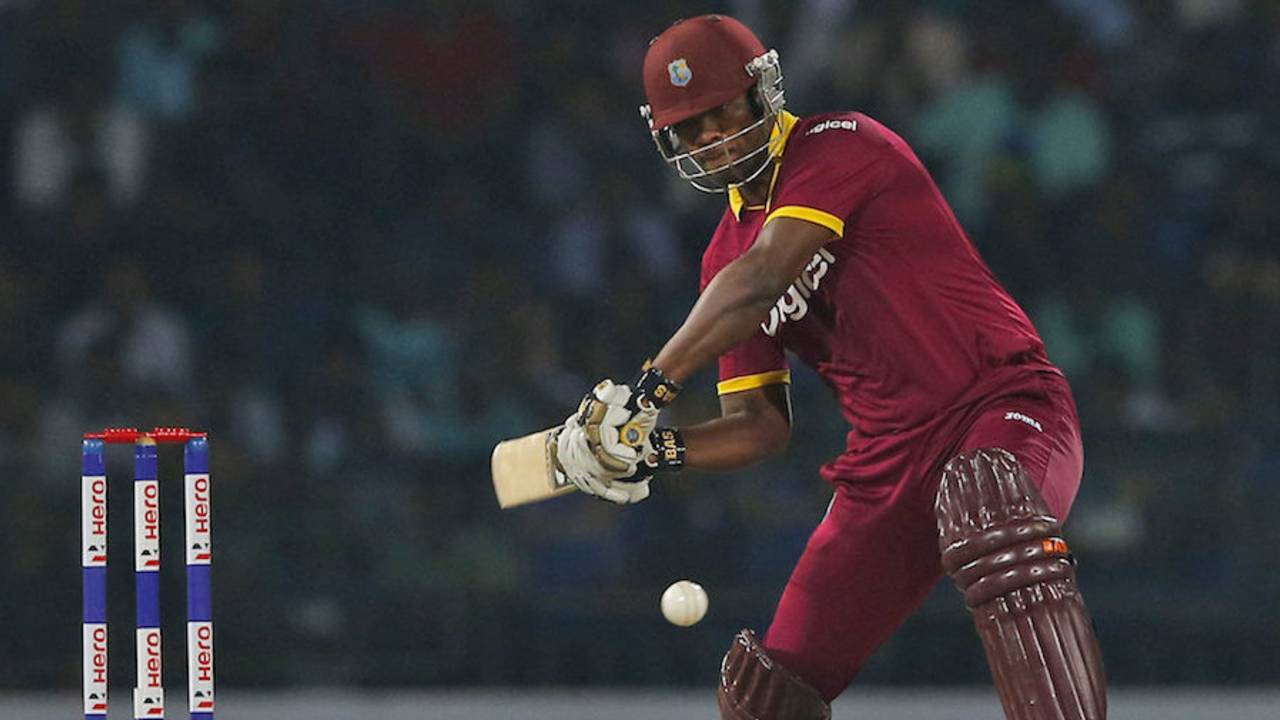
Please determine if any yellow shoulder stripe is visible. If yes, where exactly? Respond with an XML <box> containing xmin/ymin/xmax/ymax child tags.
<box><xmin>764</xmin><ymin>206</ymin><xmax>845</xmax><ymax>237</ymax></box>
<box><xmin>717</xmin><ymin>370</ymin><xmax>792</xmax><ymax>395</ymax></box>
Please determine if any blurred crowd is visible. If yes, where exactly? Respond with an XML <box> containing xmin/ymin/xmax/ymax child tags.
<box><xmin>1</xmin><ymin>0</ymin><xmax>1278</xmax><ymax>689</ymax></box>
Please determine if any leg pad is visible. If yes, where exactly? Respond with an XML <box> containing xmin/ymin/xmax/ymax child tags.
<box><xmin>936</xmin><ymin>449</ymin><xmax>1107</xmax><ymax>719</ymax></box>
<box><xmin>718</xmin><ymin>629</ymin><xmax>831</xmax><ymax>720</ymax></box>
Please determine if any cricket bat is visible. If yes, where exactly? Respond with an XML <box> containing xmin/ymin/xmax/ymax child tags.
<box><xmin>490</xmin><ymin>427</ymin><xmax>577</xmax><ymax>509</ymax></box>
<box><xmin>492</xmin><ymin>396</ymin><xmax>653</xmax><ymax>509</ymax></box>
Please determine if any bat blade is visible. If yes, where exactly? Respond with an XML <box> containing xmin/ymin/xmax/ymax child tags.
<box><xmin>491</xmin><ymin>427</ymin><xmax>577</xmax><ymax>509</ymax></box>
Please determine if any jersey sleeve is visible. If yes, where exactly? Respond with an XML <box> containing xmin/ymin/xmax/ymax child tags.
<box><xmin>765</xmin><ymin>117</ymin><xmax>888</xmax><ymax>238</ymax></box>
<box><xmin>701</xmin><ymin>244</ymin><xmax>790</xmax><ymax>396</ymax></box>
<box><xmin>717</xmin><ymin>335</ymin><xmax>789</xmax><ymax>395</ymax></box>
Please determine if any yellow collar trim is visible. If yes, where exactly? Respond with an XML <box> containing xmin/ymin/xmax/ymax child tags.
<box><xmin>729</xmin><ymin>111</ymin><xmax>799</xmax><ymax>220</ymax></box>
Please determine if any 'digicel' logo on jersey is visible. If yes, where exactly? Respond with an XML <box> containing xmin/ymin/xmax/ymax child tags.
<box><xmin>807</xmin><ymin>118</ymin><xmax>857</xmax><ymax>135</ymax></box>
<box><xmin>761</xmin><ymin>247</ymin><xmax>836</xmax><ymax>337</ymax></box>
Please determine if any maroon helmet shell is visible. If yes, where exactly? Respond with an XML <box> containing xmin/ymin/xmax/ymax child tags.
<box><xmin>643</xmin><ymin>15</ymin><xmax>767</xmax><ymax>131</ymax></box>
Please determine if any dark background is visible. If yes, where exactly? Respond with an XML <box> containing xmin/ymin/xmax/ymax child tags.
<box><xmin>1</xmin><ymin>0</ymin><xmax>1277</xmax><ymax>690</ymax></box>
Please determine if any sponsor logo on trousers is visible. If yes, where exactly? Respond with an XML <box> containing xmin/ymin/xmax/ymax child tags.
<box><xmin>1004</xmin><ymin>411</ymin><xmax>1043</xmax><ymax>432</ymax></box>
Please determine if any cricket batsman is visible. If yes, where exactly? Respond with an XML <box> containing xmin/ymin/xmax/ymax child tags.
<box><xmin>551</xmin><ymin>14</ymin><xmax>1107</xmax><ymax>719</ymax></box>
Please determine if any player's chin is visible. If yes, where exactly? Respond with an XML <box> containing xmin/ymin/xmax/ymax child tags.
<box><xmin>699</xmin><ymin>166</ymin><xmax>739</xmax><ymax>190</ymax></box>
<box><xmin>717</xmin><ymin>163</ymin><xmax>752</xmax><ymax>185</ymax></box>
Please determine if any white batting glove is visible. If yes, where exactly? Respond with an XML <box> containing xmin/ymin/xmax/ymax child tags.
<box><xmin>553</xmin><ymin>414</ymin><xmax>651</xmax><ymax>505</ymax></box>
<box><xmin>576</xmin><ymin>379</ymin><xmax>659</xmax><ymax>472</ymax></box>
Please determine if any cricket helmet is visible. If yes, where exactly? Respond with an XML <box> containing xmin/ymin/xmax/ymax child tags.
<box><xmin>639</xmin><ymin>15</ymin><xmax>786</xmax><ymax>193</ymax></box>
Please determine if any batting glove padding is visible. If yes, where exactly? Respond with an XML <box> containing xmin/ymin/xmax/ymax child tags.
<box><xmin>553</xmin><ymin>412</ymin><xmax>651</xmax><ymax>505</ymax></box>
<box><xmin>554</xmin><ymin>371</ymin><xmax>684</xmax><ymax>505</ymax></box>
<box><xmin>576</xmin><ymin>379</ymin><xmax>654</xmax><ymax>473</ymax></box>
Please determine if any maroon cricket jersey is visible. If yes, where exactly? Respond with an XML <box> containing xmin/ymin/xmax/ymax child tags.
<box><xmin>701</xmin><ymin>111</ymin><xmax>1055</xmax><ymax>481</ymax></box>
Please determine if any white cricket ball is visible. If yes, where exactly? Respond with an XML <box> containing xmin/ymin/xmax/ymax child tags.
<box><xmin>660</xmin><ymin>580</ymin><xmax>708</xmax><ymax>627</ymax></box>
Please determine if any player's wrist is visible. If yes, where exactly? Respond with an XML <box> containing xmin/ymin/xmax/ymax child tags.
<box><xmin>647</xmin><ymin>427</ymin><xmax>685</xmax><ymax>472</ymax></box>
<box><xmin>634</xmin><ymin>362</ymin><xmax>683</xmax><ymax>409</ymax></box>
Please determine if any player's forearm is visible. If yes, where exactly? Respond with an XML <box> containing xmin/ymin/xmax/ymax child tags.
<box><xmin>652</xmin><ymin>253</ymin><xmax>784</xmax><ymax>383</ymax></box>
<box><xmin>679</xmin><ymin>410</ymin><xmax>789</xmax><ymax>472</ymax></box>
